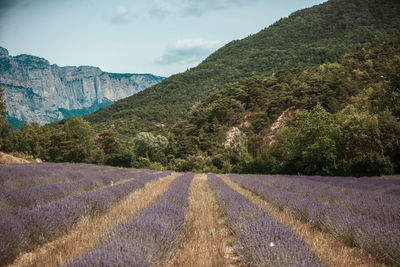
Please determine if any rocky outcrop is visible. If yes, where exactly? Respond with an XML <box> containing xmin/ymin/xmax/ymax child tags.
<box><xmin>0</xmin><ymin>47</ymin><xmax>164</xmax><ymax>128</ymax></box>
<box><xmin>264</xmin><ymin>106</ymin><xmax>298</xmax><ymax>145</ymax></box>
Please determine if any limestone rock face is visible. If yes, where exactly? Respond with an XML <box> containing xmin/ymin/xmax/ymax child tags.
<box><xmin>0</xmin><ymin>47</ymin><xmax>164</xmax><ymax>128</ymax></box>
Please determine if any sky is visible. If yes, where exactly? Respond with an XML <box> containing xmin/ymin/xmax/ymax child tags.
<box><xmin>0</xmin><ymin>0</ymin><xmax>326</xmax><ymax>77</ymax></box>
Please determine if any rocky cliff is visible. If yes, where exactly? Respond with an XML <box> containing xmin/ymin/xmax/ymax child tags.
<box><xmin>0</xmin><ymin>47</ymin><xmax>164</xmax><ymax>128</ymax></box>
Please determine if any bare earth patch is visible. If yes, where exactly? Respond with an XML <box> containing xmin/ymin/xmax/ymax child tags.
<box><xmin>219</xmin><ymin>174</ymin><xmax>387</xmax><ymax>267</ymax></box>
<box><xmin>264</xmin><ymin>106</ymin><xmax>298</xmax><ymax>145</ymax></box>
<box><xmin>9</xmin><ymin>173</ymin><xmax>179</xmax><ymax>267</ymax></box>
<box><xmin>165</xmin><ymin>174</ymin><xmax>241</xmax><ymax>267</ymax></box>
<box><xmin>0</xmin><ymin>152</ymin><xmax>30</xmax><ymax>165</ymax></box>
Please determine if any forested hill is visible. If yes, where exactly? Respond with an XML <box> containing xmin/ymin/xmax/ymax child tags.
<box><xmin>169</xmin><ymin>39</ymin><xmax>400</xmax><ymax>176</ymax></box>
<box><xmin>85</xmin><ymin>0</ymin><xmax>400</xmax><ymax>136</ymax></box>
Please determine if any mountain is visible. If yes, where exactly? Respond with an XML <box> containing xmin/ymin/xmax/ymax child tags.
<box><xmin>0</xmin><ymin>47</ymin><xmax>164</xmax><ymax>128</ymax></box>
<box><xmin>85</xmin><ymin>0</ymin><xmax>400</xmax><ymax>136</ymax></box>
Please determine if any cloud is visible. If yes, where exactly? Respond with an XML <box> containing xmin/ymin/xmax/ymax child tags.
<box><xmin>182</xmin><ymin>0</ymin><xmax>257</xmax><ymax>16</ymax></box>
<box><xmin>149</xmin><ymin>0</ymin><xmax>171</xmax><ymax>19</ymax></box>
<box><xmin>146</xmin><ymin>0</ymin><xmax>258</xmax><ymax>18</ymax></box>
<box><xmin>148</xmin><ymin>0</ymin><xmax>260</xmax><ymax>19</ymax></box>
<box><xmin>155</xmin><ymin>38</ymin><xmax>222</xmax><ymax>65</ymax></box>
<box><xmin>110</xmin><ymin>5</ymin><xmax>132</xmax><ymax>24</ymax></box>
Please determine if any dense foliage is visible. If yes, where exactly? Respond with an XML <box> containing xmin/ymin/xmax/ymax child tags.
<box><xmin>0</xmin><ymin>85</ymin><xmax>5</xmax><ymax>117</ymax></box>
<box><xmin>269</xmin><ymin>103</ymin><xmax>400</xmax><ymax>176</ymax></box>
<box><xmin>168</xmin><ymin>39</ymin><xmax>400</xmax><ymax>175</ymax></box>
<box><xmin>0</xmin><ymin>85</ymin><xmax>8</xmax><ymax>148</ymax></box>
<box><xmin>84</xmin><ymin>0</ymin><xmax>400</xmax><ymax>137</ymax></box>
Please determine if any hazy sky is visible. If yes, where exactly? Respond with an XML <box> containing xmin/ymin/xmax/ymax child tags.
<box><xmin>0</xmin><ymin>0</ymin><xmax>326</xmax><ymax>77</ymax></box>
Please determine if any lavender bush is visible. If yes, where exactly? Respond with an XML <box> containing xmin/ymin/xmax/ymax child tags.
<box><xmin>297</xmin><ymin>175</ymin><xmax>400</xmax><ymax>194</ymax></box>
<box><xmin>69</xmin><ymin>172</ymin><xmax>194</xmax><ymax>266</ymax></box>
<box><xmin>0</xmin><ymin>171</ymin><xmax>171</xmax><ymax>265</ymax></box>
<box><xmin>229</xmin><ymin>174</ymin><xmax>400</xmax><ymax>266</ymax></box>
<box><xmin>208</xmin><ymin>174</ymin><xmax>322</xmax><ymax>267</ymax></box>
<box><xmin>246</xmin><ymin>174</ymin><xmax>400</xmax><ymax>225</ymax></box>
<box><xmin>0</xmin><ymin>163</ymin><xmax>140</xmax><ymax>192</ymax></box>
<box><xmin>1</xmin><ymin>168</ymin><xmax>150</xmax><ymax>209</ymax></box>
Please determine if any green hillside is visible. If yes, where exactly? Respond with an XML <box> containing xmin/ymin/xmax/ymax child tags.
<box><xmin>169</xmin><ymin>39</ymin><xmax>400</xmax><ymax>175</ymax></box>
<box><xmin>85</xmin><ymin>0</ymin><xmax>400</xmax><ymax>136</ymax></box>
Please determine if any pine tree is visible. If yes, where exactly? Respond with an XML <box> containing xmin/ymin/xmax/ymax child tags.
<box><xmin>0</xmin><ymin>85</ymin><xmax>6</xmax><ymax>116</ymax></box>
<box><xmin>0</xmin><ymin>85</ymin><xmax>10</xmax><ymax>148</ymax></box>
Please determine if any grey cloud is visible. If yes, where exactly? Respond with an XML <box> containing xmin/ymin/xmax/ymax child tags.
<box><xmin>155</xmin><ymin>38</ymin><xmax>222</xmax><ymax>65</ymax></box>
<box><xmin>149</xmin><ymin>0</ymin><xmax>171</xmax><ymax>19</ymax></box>
<box><xmin>148</xmin><ymin>0</ymin><xmax>258</xmax><ymax>18</ymax></box>
<box><xmin>182</xmin><ymin>0</ymin><xmax>258</xmax><ymax>16</ymax></box>
<box><xmin>110</xmin><ymin>5</ymin><xmax>132</xmax><ymax>24</ymax></box>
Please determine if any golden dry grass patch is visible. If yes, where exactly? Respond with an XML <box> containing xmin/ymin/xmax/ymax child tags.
<box><xmin>0</xmin><ymin>152</ymin><xmax>30</xmax><ymax>165</ymax></box>
<box><xmin>219</xmin><ymin>175</ymin><xmax>387</xmax><ymax>267</ymax></box>
<box><xmin>165</xmin><ymin>174</ymin><xmax>241</xmax><ymax>267</ymax></box>
<box><xmin>9</xmin><ymin>172</ymin><xmax>180</xmax><ymax>267</ymax></box>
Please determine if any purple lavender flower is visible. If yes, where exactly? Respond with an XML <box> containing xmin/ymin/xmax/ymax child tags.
<box><xmin>70</xmin><ymin>172</ymin><xmax>194</xmax><ymax>266</ymax></box>
<box><xmin>208</xmin><ymin>174</ymin><xmax>322</xmax><ymax>266</ymax></box>
<box><xmin>229</xmin><ymin>173</ymin><xmax>400</xmax><ymax>265</ymax></box>
<box><xmin>0</xmin><ymin>169</ymin><xmax>171</xmax><ymax>265</ymax></box>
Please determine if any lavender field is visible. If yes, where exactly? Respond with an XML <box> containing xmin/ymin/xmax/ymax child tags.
<box><xmin>0</xmin><ymin>163</ymin><xmax>399</xmax><ymax>266</ymax></box>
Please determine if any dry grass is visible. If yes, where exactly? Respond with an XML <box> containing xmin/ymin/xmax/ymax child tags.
<box><xmin>9</xmin><ymin>173</ymin><xmax>179</xmax><ymax>267</ymax></box>
<box><xmin>165</xmin><ymin>174</ymin><xmax>241</xmax><ymax>267</ymax></box>
<box><xmin>0</xmin><ymin>152</ymin><xmax>30</xmax><ymax>165</ymax></box>
<box><xmin>219</xmin><ymin>175</ymin><xmax>387</xmax><ymax>267</ymax></box>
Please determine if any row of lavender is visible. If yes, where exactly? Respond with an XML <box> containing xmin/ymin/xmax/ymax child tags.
<box><xmin>229</xmin><ymin>174</ymin><xmax>400</xmax><ymax>266</ymax></box>
<box><xmin>0</xmin><ymin>171</ymin><xmax>171</xmax><ymax>265</ymax></box>
<box><xmin>0</xmin><ymin>163</ymin><xmax>135</xmax><ymax>192</ymax></box>
<box><xmin>297</xmin><ymin>175</ymin><xmax>400</xmax><ymax>195</ymax></box>
<box><xmin>69</xmin><ymin>172</ymin><xmax>194</xmax><ymax>266</ymax></box>
<box><xmin>251</xmin><ymin>174</ymin><xmax>400</xmax><ymax>225</ymax></box>
<box><xmin>208</xmin><ymin>174</ymin><xmax>322</xmax><ymax>266</ymax></box>
<box><xmin>0</xmin><ymin>168</ymin><xmax>151</xmax><ymax>209</ymax></box>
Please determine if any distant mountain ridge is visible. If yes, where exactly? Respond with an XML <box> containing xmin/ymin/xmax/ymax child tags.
<box><xmin>0</xmin><ymin>47</ymin><xmax>164</xmax><ymax>128</ymax></box>
<box><xmin>85</xmin><ymin>0</ymin><xmax>400</xmax><ymax>136</ymax></box>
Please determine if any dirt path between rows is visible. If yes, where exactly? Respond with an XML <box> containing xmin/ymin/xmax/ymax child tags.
<box><xmin>10</xmin><ymin>173</ymin><xmax>179</xmax><ymax>267</ymax></box>
<box><xmin>166</xmin><ymin>174</ymin><xmax>241</xmax><ymax>267</ymax></box>
<box><xmin>219</xmin><ymin>175</ymin><xmax>386</xmax><ymax>267</ymax></box>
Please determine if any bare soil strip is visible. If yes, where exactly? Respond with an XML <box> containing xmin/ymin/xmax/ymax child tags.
<box><xmin>219</xmin><ymin>175</ymin><xmax>387</xmax><ymax>267</ymax></box>
<box><xmin>10</xmin><ymin>173</ymin><xmax>179</xmax><ymax>267</ymax></box>
<box><xmin>165</xmin><ymin>174</ymin><xmax>241</xmax><ymax>267</ymax></box>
